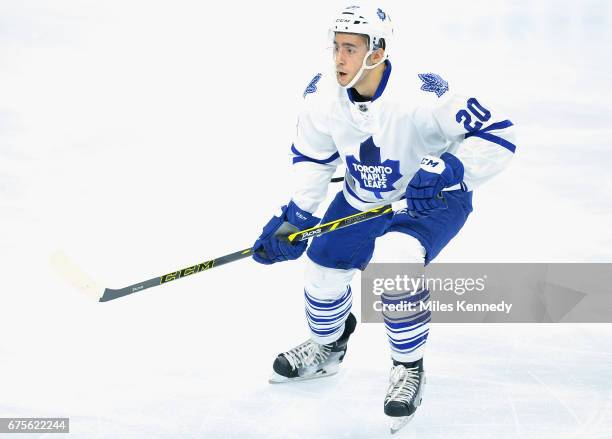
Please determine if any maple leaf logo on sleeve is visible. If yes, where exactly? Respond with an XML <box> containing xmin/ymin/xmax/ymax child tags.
<box><xmin>303</xmin><ymin>73</ymin><xmax>322</xmax><ymax>98</ymax></box>
<box><xmin>418</xmin><ymin>73</ymin><xmax>448</xmax><ymax>98</ymax></box>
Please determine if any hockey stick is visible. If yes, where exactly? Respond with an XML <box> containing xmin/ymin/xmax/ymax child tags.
<box><xmin>55</xmin><ymin>204</ymin><xmax>392</xmax><ymax>303</ymax></box>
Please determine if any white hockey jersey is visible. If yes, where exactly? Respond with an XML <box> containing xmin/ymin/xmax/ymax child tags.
<box><xmin>290</xmin><ymin>61</ymin><xmax>516</xmax><ymax>213</ymax></box>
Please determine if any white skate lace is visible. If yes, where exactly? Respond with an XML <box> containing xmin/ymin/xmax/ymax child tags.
<box><xmin>283</xmin><ymin>340</ymin><xmax>332</xmax><ymax>370</ymax></box>
<box><xmin>385</xmin><ymin>365</ymin><xmax>420</xmax><ymax>405</ymax></box>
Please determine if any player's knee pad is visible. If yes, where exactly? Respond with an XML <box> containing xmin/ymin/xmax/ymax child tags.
<box><xmin>304</xmin><ymin>257</ymin><xmax>357</xmax><ymax>300</ymax></box>
<box><xmin>372</xmin><ymin>233</ymin><xmax>426</xmax><ymax>264</ymax></box>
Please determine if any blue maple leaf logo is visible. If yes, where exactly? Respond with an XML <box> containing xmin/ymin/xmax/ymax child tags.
<box><xmin>303</xmin><ymin>73</ymin><xmax>322</xmax><ymax>98</ymax></box>
<box><xmin>418</xmin><ymin>73</ymin><xmax>448</xmax><ymax>98</ymax></box>
<box><xmin>345</xmin><ymin>137</ymin><xmax>402</xmax><ymax>199</ymax></box>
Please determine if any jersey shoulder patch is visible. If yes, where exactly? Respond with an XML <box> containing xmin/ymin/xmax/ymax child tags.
<box><xmin>303</xmin><ymin>73</ymin><xmax>323</xmax><ymax>98</ymax></box>
<box><xmin>417</xmin><ymin>72</ymin><xmax>449</xmax><ymax>98</ymax></box>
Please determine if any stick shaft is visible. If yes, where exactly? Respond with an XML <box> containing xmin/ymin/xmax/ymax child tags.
<box><xmin>99</xmin><ymin>248</ymin><xmax>253</xmax><ymax>302</ymax></box>
<box><xmin>288</xmin><ymin>205</ymin><xmax>392</xmax><ymax>242</ymax></box>
<box><xmin>99</xmin><ymin>204</ymin><xmax>392</xmax><ymax>302</ymax></box>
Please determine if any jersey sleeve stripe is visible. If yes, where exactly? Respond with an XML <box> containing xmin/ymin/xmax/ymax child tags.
<box><xmin>291</xmin><ymin>144</ymin><xmax>340</xmax><ymax>165</ymax></box>
<box><xmin>479</xmin><ymin>119</ymin><xmax>514</xmax><ymax>133</ymax></box>
<box><xmin>464</xmin><ymin>120</ymin><xmax>517</xmax><ymax>153</ymax></box>
<box><xmin>465</xmin><ymin>131</ymin><xmax>516</xmax><ymax>153</ymax></box>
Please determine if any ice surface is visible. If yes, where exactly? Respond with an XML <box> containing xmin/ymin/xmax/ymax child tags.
<box><xmin>1</xmin><ymin>1</ymin><xmax>611</xmax><ymax>438</ymax></box>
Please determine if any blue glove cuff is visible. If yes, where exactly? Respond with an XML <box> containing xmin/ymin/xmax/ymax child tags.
<box><xmin>286</xmin><ymin>201</ymin><xmax>320</xmax><ymax>229</ymax></box>
<box><xmin>440</xmin><ymin>152</ymin><xmax>465</xmax><ymax>187</ymax></box>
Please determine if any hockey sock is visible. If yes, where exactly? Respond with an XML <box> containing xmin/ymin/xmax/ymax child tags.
<box><xmin>382</xmin><ymin>288</ymin><xmax>431</xmax><ymax>361</ymax></box>
<box><xmin>304</xmin><ymin>285</ymin><xmax>353</xmax><ymax>345</ymax></box>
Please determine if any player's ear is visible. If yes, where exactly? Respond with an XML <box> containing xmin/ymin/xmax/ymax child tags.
<box><xmin>369</xmin><ymin>48</ymin><xmax>385</xmax><ymax>65</ymax></box>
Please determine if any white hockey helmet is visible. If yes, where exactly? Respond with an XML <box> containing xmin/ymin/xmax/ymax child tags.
<box><xmin>330</xmin><ymin>5</ymin><xmax>393</xmax><ymax>88</ymax></box>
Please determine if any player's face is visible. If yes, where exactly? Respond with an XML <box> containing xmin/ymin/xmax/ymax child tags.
<box><xmin>333</xmin><ymin>33</ymin><xmax>369</xmax><ymax>87</ymax></box>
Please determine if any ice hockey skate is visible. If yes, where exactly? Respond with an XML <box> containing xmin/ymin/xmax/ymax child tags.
<box><xmin>384</xmin><ymin>358</ymin><xmax>426</xmax><ymax>434</ymax></box>
<box><xmin>269</xmin><ymin>313</ymin><xmax>357</xmax><ymax>383</ymax></box>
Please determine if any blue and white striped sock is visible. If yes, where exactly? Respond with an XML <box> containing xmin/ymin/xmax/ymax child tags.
<box><xmin>304</xmin><ymin>286</ymin><xmax>353</xmax><ymax>345</ymax></box>
<box><xmin>382</xmin><ymin>288</ymin><xmax>430</xmax><ymax>362</ymax></box>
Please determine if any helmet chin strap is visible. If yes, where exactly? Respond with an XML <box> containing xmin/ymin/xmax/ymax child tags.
<box><xmin>342</xmin><ymin>51</ymin><xmax>387</xmax><ymax>90</ymax></box>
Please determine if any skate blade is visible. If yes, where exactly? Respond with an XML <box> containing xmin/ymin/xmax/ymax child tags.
<box><xmin>268</xmin><ymin>368</ymin><xmax>339</xmax><ymax>384</ymax></box>
<box><xmin>388</xmin><ymin>373</ymin><xmax>425</xmax><ymax>434</ymax></box>
<box><xmin>389</xmin><ymin>414</ymin><xmax>414</xmax><ymax>434</ymax></box>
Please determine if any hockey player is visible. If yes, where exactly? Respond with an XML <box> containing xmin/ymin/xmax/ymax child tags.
<box><xmin>252</xmin><ymin>4</ymin><xmax>516</xmax><ymax>433</ymax></box>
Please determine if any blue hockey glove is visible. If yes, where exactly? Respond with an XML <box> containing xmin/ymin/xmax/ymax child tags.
<box><xmin>252</xmin><ymin>201</ymin><xmax>320</xmax><ymax>265</ymax></box>
<box><xmin>405</xmin><ymin>152</ymin><xmax>464</xmax><ymax>216</ymax></box>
